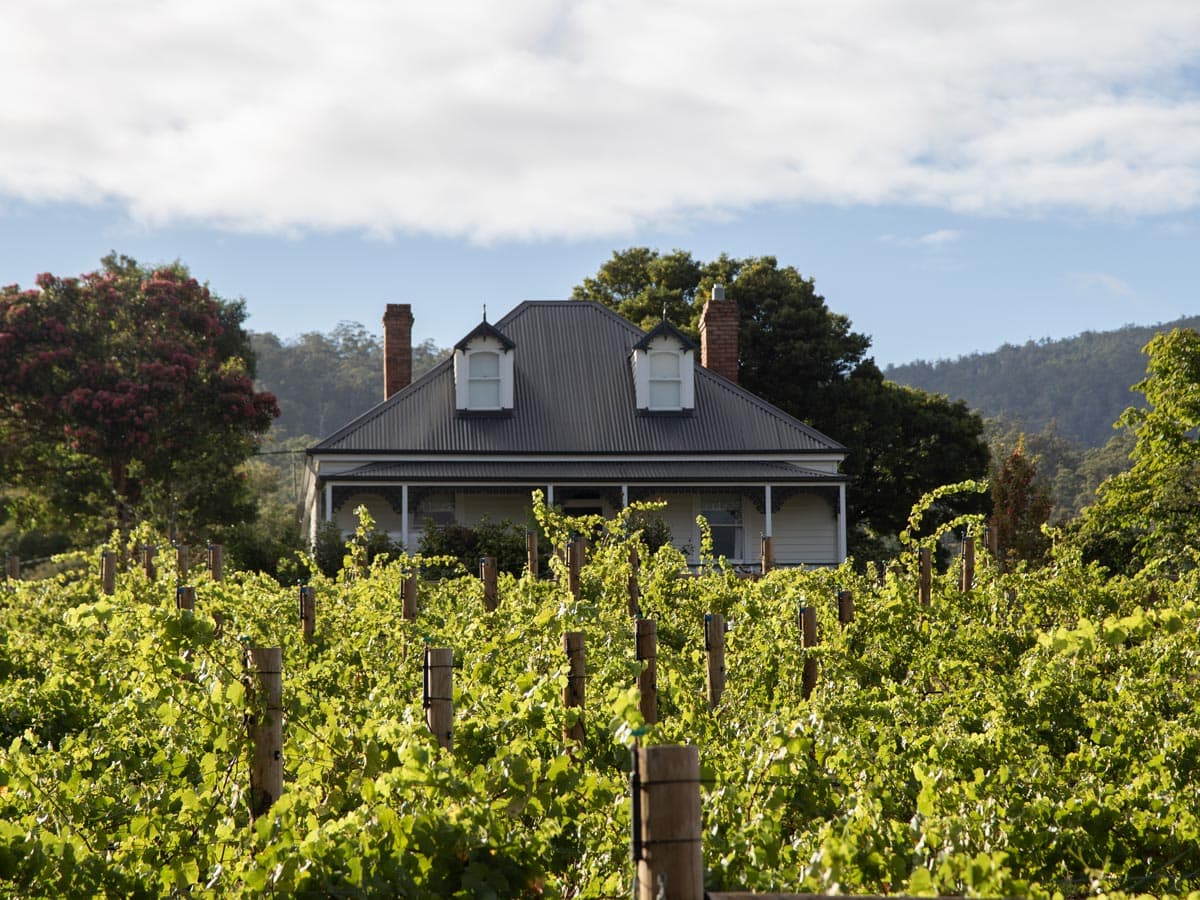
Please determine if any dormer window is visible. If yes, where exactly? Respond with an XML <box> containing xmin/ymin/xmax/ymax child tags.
<box><xmin>454</xmin><ymin>320</ymin><xmax>515</xmax><ymax>413</ymax></box>
<box><xmin>631</xmin><ymin>320</ymin><xmax>696</xmax><ymax>413</ymax></box>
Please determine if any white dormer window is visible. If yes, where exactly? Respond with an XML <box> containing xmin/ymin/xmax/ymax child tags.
<box><xmin>631</xmin><ymin>321</ymin><xmax>696</xmax><ymax>412</ymax></box>
<box><xmin>454</xmin><ymin>321</ymin><xmax>515</xmax><ymax>412</ymax></box>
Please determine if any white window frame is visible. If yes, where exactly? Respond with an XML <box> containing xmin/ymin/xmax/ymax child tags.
<box><xmin>454</xmin><ymin>336</ymin><xmax>514</xmax><ymax>411</ymax></box>
<box><xmin>632</xmin><ymin>335</ymin><xmax>694</xmax><ymax>411</ymax></box>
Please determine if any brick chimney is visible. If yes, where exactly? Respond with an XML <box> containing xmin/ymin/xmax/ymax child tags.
<box><xmin>383</xmin><ymin>303</ymin><xmax>414</xmax><ymax>399</ymax></box>
<box><xmin>699</xmin><ymin>284</ymin><xmax>738</xmax><ymax>383</ymax></box>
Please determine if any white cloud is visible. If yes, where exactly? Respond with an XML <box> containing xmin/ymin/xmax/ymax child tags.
<box><xmin>2</xmin><ymin>0</ymin><xmax>1199</xmax><ymax>240</ymax></box>
<box><xmin>1072</xmin><ymin>272</ymin><xmax>1136</xmax><ymax>297</ymax></box>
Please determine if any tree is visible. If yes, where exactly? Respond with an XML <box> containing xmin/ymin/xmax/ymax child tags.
<box><xmin>0</xmin><ymin>254</ymin><xmax>279</xmax><ymax>539</ymax></box>
<box><xmin>990</xmin><ymin>437</ymin><xmax>1053</xmax><ymax>567</ymax></box>
<box><xmin>573</xmin><ymin>248</ymin><xmax>990</xmax><ymax>560</ymax></box>
<box><xmin>1073</xmin><ymin>328</ymin><xmax>1200</xmax><ymax>574</ymax></box>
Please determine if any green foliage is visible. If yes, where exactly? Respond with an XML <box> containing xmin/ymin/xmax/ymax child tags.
<box><xmin>6</xmin><ymin>494</ymin><xmax>1200</xmax><ymax>897</ymax></box>
<box><xmin>572</xmin><ymin>248</ymin><xmax>990</xmax><ymax>564</ymax></box>
<box><xmin>0</xmin><ymin>254</ymin><xmax>279</xmax><ymax>542</ymax></box>
<box><xmin>1073</xmin><ymin>328</ymin><xmax>1200</xmax><ymax>575</ymax></box>
<box><xmin>418</xmin><ymin>517</ymin><xmax>534</xmax><ymax>576</ymax></box>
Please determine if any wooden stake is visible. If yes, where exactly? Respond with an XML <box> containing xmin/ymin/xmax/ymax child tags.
<box><xmin>919</xmin><ymin>548</ymin><xmax>932</xmax><ymax>607</ymax></box>
<box><xmin>299</xmin><ymin>586</ymin><xmax>315</xmax><ymax>643</ymax></box>
<box><xmin>401</xmin><ymin>574</ymin><xmax>418</xmax><ymax>621</ymax></box>
<box><xmin>961</xmin><ymin>536</ymin><xmax>975</xmax><ymax>592</ymax></box>
<box><xmin>481</xmin><ymin>556</ymin><xmax>498</xmax><ymax>611</ymax></box>
<box><xmin>141</xmin><ymin>545</ymin><xmax>156</xmax><ymax>580</ymax></box>
<box><xmin>837</xmin><ymin>590</ymin><xmax>855</xmax><ymax>626</ymax></box>
<box><xmin>245</xmin><ymin>647</ymin><xmax>283</xmax><ymax>818</ymax></box>
<box><xmin>705</xmin><ymin>613</ymin><xmax>726</xmax><ymax>710</ymax></box>
<box><xmin>800</xmin><ymin>605</ymin><xmax>818</xmax><ymax>700</ymax></box>
<box><xmin>5</xmin><ymin>554</ymin><xmax>18</xmax><ymax>582</ymax></box>
<box><xmin>101</xmin><ymin>551</ymin><xmax>116</xmax><ymax>595</ymax></box>
<box><xmin>423</xmin><ymin>647</ymin><xmax>454</xmax><ymax>750</ymax></box>
<box><xmin>175</xmin><ymin>544</ymin><xmax>190</xmax><ymax>576</ymax></box>
<box><xmin>526</xmin><ymin>530</ymin><xmax>538</xmax><ymax>577</ymax></box>
<box><xmin>562</xmin><ymin>632</ymin><xmax>586</xmax><ymax>743</ymax></box>
<box><xmin>633</xmin><ymin>744</ymin><xmax>702</xmax><ymax>900</ymax></box>
<box><xmin>636</xmin><ymin>618</ymin><xmax>657</xmax><ymax>724</ymax></box>
<box><xmin>176</xmin><ymin>585</ymin><xmax>196</xmax><ymax>612</ymax></box>
<box><xmin>208</xmin><ymin>543</ymin><xmax>224</xmax><ymax>583</ymax></box>
<box><xmin>760</xmin><ymin>535</ymin><xmax>774</xmax><ymax>575</ymax></box>
<box><xmin>627</xmin><ymin>544</ymin><xmax>641</xmax><ymax>617</ymax></box>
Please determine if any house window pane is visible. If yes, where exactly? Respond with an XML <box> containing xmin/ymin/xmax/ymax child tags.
<box><xmin>469</xmin><ymin>378</ymin><xmax>500</xmax><ymax>408</ymax></box>
<box><xmin>701</xmin><ymin>494</ymin><xmax>744</xmax><ymax>559</ymax></box>
<box><xmin>470</xmin><ymin>351</ymin><xmax>499</xmax><ymax>378</ymax></box>
<box><xmin>649</xmin><ymin>379</ymin><xmax>680</xmax><ymax>409</ymax></box>
<box><xmin>649</xmin><ymin>351</ymin><xmax>678</xmax><ymax>379</ymax></box>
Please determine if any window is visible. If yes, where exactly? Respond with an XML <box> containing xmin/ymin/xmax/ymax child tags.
<box><xmin>648</xmin><ymin>351</ymin><xmax>681</xmax><ymax>409</ymax></box>
<box><xmin>468</xmin><ymin>351</ymin><xmax>501</xmax><ymax>408</ymax></box>
<box><xmin>701</xmin><ymin>494</ymin><xmax>744</xmax><ymax>559</ymax></box>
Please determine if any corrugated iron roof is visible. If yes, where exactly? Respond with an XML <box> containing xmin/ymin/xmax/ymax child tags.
<box><xmin>311</xmin><ymin>301</ymin><xmax>844</xmax><ymax>456</ymax></box>
<box><xmin>333</xmin><ymin>460</ymin><xmax>846</xmax><ymax>483</ymax></box>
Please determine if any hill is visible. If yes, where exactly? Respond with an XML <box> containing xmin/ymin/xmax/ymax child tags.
<box><xmin>886</xmin><ymin>315</ymin><xmax>1200</xmax><ymax>448</ymax></box>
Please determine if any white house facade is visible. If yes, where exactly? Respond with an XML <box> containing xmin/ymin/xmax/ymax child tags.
<box><xmin>303</xmin><ymin>292</ymin><xmax>849</xmax><ymax>569</ymax></box>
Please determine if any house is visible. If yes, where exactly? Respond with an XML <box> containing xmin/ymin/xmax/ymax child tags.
<box><xmin>302</xmin><ymin>289</ymin><xmax>848</xmax><ymax>568</ymax></box>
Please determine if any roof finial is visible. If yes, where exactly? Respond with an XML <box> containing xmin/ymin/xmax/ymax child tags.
<box><xmin>482</xmin><ymin>303</ymin><xmax>487</xmax><ymax>323</ymax></box>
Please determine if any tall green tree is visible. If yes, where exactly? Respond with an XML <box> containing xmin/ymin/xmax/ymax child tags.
<box><xmin>0</xmin><ymin>254</ymin><xmax>279</xmax><ymax>539</ymax></box>
<box><xmin>1073</xmin><ymin>328</ymin><xmax>1200</xmax><ymax>574</ymax></box>
<box><xmin>573</xmin><ymin>248</ymin><xmax>990</xmax><ymax>559</ymax></box>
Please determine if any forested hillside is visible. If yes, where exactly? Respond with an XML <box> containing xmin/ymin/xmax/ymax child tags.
<box><xmin>886</xmin><ymin>316</ymin><xmax>1200</xmax><ymax>448</ymax></box>
<box><xmin>250</xmin><ymin>325</ymin><xmax>447</xmax><ymax>441</ymax></box>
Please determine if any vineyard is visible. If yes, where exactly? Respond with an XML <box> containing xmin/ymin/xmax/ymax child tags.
<box><xmin>3</xmin><ymin>496</ymin><xmax>1200</xmax><ymax>898</ymax></box>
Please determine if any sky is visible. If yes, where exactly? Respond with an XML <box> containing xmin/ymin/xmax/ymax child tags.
<box><xmin>2</xmin><ymin>0</ymin><xmax>1198</xmax><ymax>369</ymax></box>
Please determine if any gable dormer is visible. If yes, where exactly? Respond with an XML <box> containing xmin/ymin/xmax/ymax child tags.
<box><xmin>454</xmin><ymin>320</ymin><xmax>515</xmax><ymax>413</ymax></box>
<box><xmin>631</xmin><ymin>320</ymin><xmax>696</xmax><ymax>413</ymax></box>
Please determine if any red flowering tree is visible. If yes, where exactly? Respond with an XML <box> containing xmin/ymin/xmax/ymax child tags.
<box><xmin>0</xmin><ymin>254</ymin><xmax>279</xmax><ymax>537</ymax></box>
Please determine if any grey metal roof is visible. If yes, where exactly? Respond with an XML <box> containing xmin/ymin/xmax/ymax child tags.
<box><xmin>311</xmin><ymin>301</ymin><xmax>845</xmax><ymax>456</ymax></box>
<box><xmin>331</xmin><ymin>460</ymin><xmax>846</xmax><ymax>483</ymax></box>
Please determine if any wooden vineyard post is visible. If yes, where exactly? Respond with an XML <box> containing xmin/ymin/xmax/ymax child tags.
<box><xmin>800</xmin><ymin>604</ymin><xmax>819</xmax><ymax>700</ymax></box>
<box><xmin>299</xmin><ymin>585</ymin><xmax>316</xmax><ymax>643</ymax></box>
<box><xmin>176</xmin><ymin>585</ymin><xmax>196</xmax><ymax>612</ymax></box>
<box><xmin>481</xmin><ymin>556</ymin><xmax>498</xmax><ymax>611</ymax></box>
<box><xmin>526</xmin><ymin>530</ymin><xmax>538</xmax><ymax>577</ymax></box>
<box><xmin>567</xmin><ymin>535</ymin><xmax>582</xmax><ymax>600</ymax></box>
<box><xmin>837</xmin><ymin>590</ymin><xmax>855</xmax><ymax>626</ymax></box>
<box><xmin>760</xmin><ymin>535</ymin><xmax>774</xmax><ymax>575</ymax></box>
<box><xmin>632</xmin><ymin>744</ymin><xmax>703</xmax><ymax>900</ymax></box>
<box><xmin>208</xmin><ymin>543</ymin><xmax>224</xmax><ymax>583</ymax></box>
<box><xmin>401</xmin><ymin>574</ymin><xmax>418</xmax><ymax>621</ymax></box>
<box><xmin>627</xmin><ymin>545</ymin><xmax>641</xmax><ymax>617</ymax></box>
<box><xmin>141</xmin><ymin>545</ymin><xmax>156</xmax><ymax>580</ymax></box>
<box><xmin>704</xmin><ymin>613</ymin><xmax>726</xmax><ymax>710</ymax></box>
<box><xmin>919</xmin><ymin>548</ymin><xmax>932</xmax><ymax>607</ymax></box>
<box><xmin>961</xmin><ymin>536</ymin><xmax>975</xmax><ymax>592</ymax></box>
<box><xmin>986</xmin><ymin>525</ymin><xmax>999</xmax><ymax>560</ymax></box>
<box><xmin>562</xmin><ymin>632</ymin><xmax>586</xmax><ymax>743</ymax></box>
<box><xmin>245</xmin><ymin>647</ymin><xmax>283</xmax><ymax>818</ymax></box>
<box><xmin>175</xmin><ymin>544</ymin><xmax>190</xmax><ymax>577</ymax></box>
<box><xmin>423</xmin><ymin>647</ymin><xmax>454</xmax><ymax>750</ymax></box>
<box><xmin>5</xmin><ymin>554</ymin><xmax>18</xmax><ymax>582</ymax></box>
<box><xmin>636</xmin><ymin>618</ymin><xmax>657</xmax><ymax>724</ymax></box>
<box><xmin>101</xmin><ymin>551</ymin><xmax>116</xmax><ymax>595</ymax></box>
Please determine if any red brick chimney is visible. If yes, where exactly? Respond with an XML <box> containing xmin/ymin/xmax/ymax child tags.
<box><xmin>383</xmin><ymin>303</ymin><xmax>414</xmax><ymax>399</ymax></box>
<box><xmin>699</xmin><ymin>284</ymin><xmax>738</xmax><ymax>383</ymax></box>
